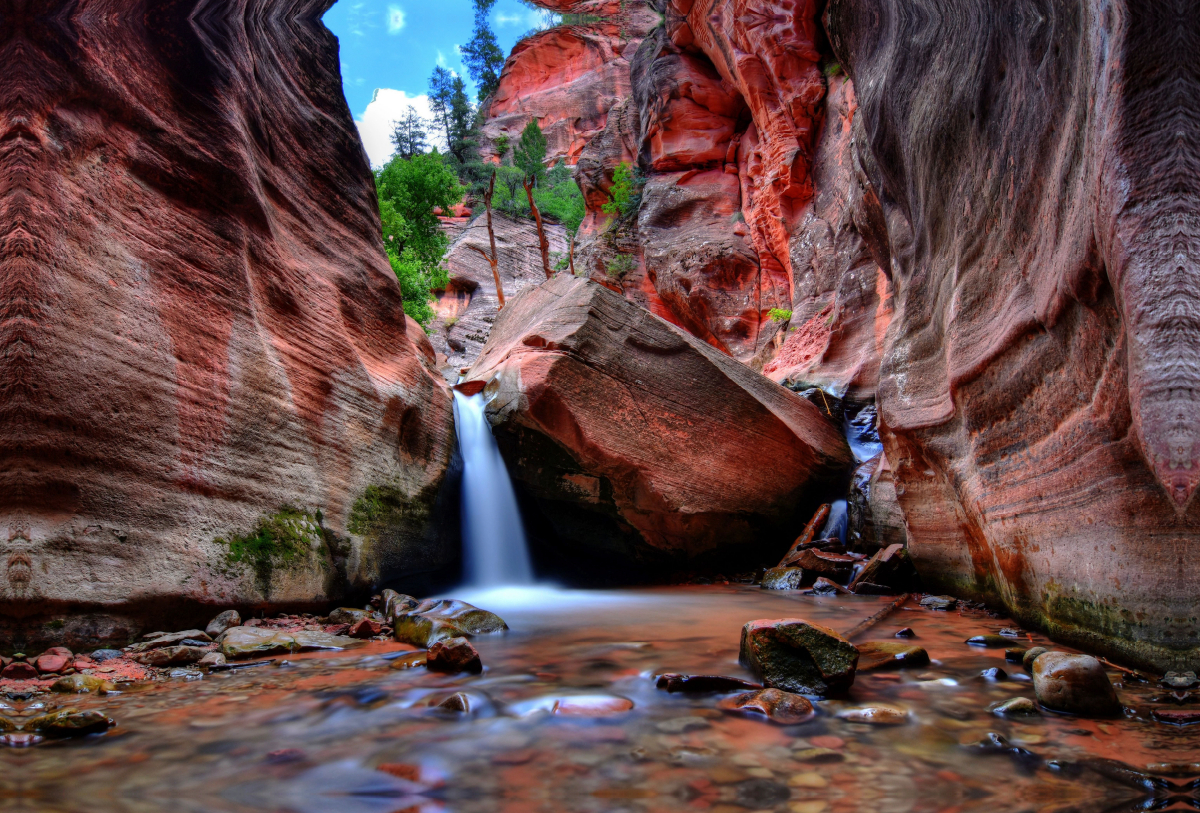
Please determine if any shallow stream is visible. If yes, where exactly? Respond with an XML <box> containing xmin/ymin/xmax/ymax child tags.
<box><xmin>2</xmin><ymin>586</ymin><xmax>1196</xmax><ymax>812</ymax></box>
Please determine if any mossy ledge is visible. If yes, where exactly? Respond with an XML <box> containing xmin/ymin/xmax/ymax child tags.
<box><xmin>215</xmin><ymin>507</ymin><xmax>329</xmax><ymax>596</ymax></box>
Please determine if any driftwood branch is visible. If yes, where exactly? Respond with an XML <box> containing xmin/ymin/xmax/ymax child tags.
<box><xmin>524</xmin><ymin>175</ymin><xmax>552</xmax><ymax>280</ymax></box>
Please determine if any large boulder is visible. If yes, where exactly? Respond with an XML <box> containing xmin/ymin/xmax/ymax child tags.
<box><xmin>1032</xmin><ymin>652</ymin><xmax>1123</xmax><ymax>718</ymax></box>
<box><xmin>739</xmin><ymin>618</ymin><xmax>858</xmax><ymax>696</ymax></box>
<box><xmin>827</xmin><ymin>0</ymin><xmax>1200</xmax><ymax>671</ymax></box>
<box><xmin>0</xmin><ymin>0</ymin><xmax>457</xmax><ymax>652</ymax></box>
<box><xmin>461</xmin><ymin>275</ymin><xmax>853</xmax><ymax>579</ymax></box>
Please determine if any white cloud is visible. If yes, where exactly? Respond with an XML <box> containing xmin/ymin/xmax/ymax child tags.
<box><xmin>354</xmin><ymin>88</ymin><xmax>446</xmax><ymax>168</ymax></box>
<box><xmin>387</xmin><ymin>5</ymin><xmax>405</xmax><ymax>33</ymax></box>
<box><xmin>495</xmin><ymin>13</ymin><xmax>521</xmax><ymax>25</ymax></box>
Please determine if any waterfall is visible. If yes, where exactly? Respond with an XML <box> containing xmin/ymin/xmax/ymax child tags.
<box><xmin>452</xmin><ymin>391</ymin><xmax>535</xmax><ymax>587</ymax></box>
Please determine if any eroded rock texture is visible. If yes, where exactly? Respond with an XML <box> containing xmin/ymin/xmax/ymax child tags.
<box><xmin>0</xmin><ymin>0</ymin><xmax>456</xmax><ymax>649</ymax></box>
<box><xmin>828</xmin><ymin>0</ymin><xmax>1200</xmax><ymax>670</ymax></box>
<box><xmin>461</xmin><ymin>275</ymin><xmax>852</xmax><ymax>581</ymax></box>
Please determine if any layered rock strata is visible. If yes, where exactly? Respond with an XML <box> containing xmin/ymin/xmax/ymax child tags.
<box><xmin>460</xmin><ymin>275</ymin><xmax>852</xmax><ymax>580</ymax></box>
<box><xmin>828</xmin><ymin>0</ymin><xmax>1200</xmax><ymax>670</ymax></box>
<box><xmin>0</xmin><ymin>0</ymin><xmax>457</xmax><ymax>649</ymax></box>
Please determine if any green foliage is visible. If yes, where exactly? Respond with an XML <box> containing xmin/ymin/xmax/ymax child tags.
<box><xmin>824</xmin><ymin>62</ymin><xmax>842</xmax><ymax>77</ymax></box>
<box><xmin>349</xmin><ymin>485</ymin><xmax>417</xmax><ymax>538</ymax></box>
<box><xmin>428</xmin><ymin>66</ymin><xmax>454</xmax><ymax>146</ymax></box>
<box><xmin>552</xmin><ymin>252</ymin><xmax>569</xmax><ymax>272</ymax></box>
<box><xmin>493</xmin><ymin>164</ymin><xmax>528</xmax><ymax>216</ymax></box>
<box><xmin>768</xmin><ymin>308</ymin><xmax>793</xmax><ymax>323</ymax></box>
<box><xmin>602</xmin><ymin>161</ymin><xmax>643</xmax><ymax>218</ymax></box>
<box><xmin>494</xmin><ymin>134</ymin><xmax>510</xmax><ymax>161</ymax></box>
<box><xmin>534</xmin><ymin>161</ymin><xmax>585</xmax><ymax>234</ymax></box>
<box><xmin>216</xmin><ymin>507</ymin><xmax>324</xmax><ymax>593</ymax></box>
<box><xmin>513</xmin><ymin>120</ymin><xmax>548</xmax><ymax>184</ymax></box>
<box><xmin>375</xmin><ymin>151</ymin><xmax>460</xmax><ymax>326</ymax></box>
<box><xmin>461</xmin><ymin>0</ymin><xmax>505</xmax><ymax>101</ymax></box>
<box><xmin>605</xmin><ymin>253</ymin><xmax>637</xmax><ymax>278</ymax></box>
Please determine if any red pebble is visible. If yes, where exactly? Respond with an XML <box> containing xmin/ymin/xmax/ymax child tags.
<box><xmin>34</xmin><ymin>654</ymin><xmax>69</xmax><ymax>674</ymax></box>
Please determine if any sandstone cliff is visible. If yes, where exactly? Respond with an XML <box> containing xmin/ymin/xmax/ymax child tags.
<box><xmin>0</xmin><ymin>0</ymin><xmax>457</xmax><ymax>649</ymax></box>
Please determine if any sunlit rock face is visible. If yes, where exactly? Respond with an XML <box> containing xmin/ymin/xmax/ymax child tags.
<box><xmin>461</xmin><ymin>275</ymin><xmax>853</xmax><ymax>582</ymax></box>
<box><xmin>0</xmin><ymin>0</ymin><xmax>457</xmax><ymax>649</ymax></box>
<box><xmin>827</xmin><ymin>0</ymin><xmax>1200</xmax><ymax>671</ymax></box>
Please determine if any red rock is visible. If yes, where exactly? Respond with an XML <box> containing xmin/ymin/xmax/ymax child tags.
<box><xmin>0</xmin><ymin>0</ymin><xmax>457</xmax><ymax>651</ymax></box>
<box><xmin>425</xmin><ymin>637</ymin><xmax>482</xmax><ymax>674</ymax></box>
<box><xmin>1152</xmin><ymin>709</ymin><xmax>1200</xmax><ymax>726</ymax></box>
<box><xmin>1</xmin><ymin>662</ymin><xmax>38</xmax><ymax>680</ymax></box>
<box><xmin>34</xmin><ymin>655</ymin><xmax>69</xmax><ymax>675</ymax></box>
<box><xmin>347</xmin><ymin>618</ymin><xmax>381</xmax><ymax>639</ymax></box>
<box><xmin>463</xmin><ymin>275</ymin><xmax>852</xmax><ymax>576</ymax></box>
<box><xmin>717</xmin><ymin>688</ymin><xmax>815</xmax><ymax>724</ymax></box>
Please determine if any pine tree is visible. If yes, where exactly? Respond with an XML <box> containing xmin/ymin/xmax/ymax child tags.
<box><xmin>390</xmin><ymin>107</ymin><xmax>428</xmax><ymax>160</ymax></box>
<box><xmin>461</xmin><ymin>0</ymin><xmax>505</xmax><ymax>102</ymax></box>
<box><xmin>428</xmin><ymin>66</ymin><xmax>454</xmax><ymax>149</ymax></box>
<box><xmin>447</xmin><ymin>75</ymin><xmax>475</xmax><ymax>163</ymax></box>
<box><xmin>513</xmin><ymin>119</ymin><xmax>548</xmax><ymax>185</ymax></box>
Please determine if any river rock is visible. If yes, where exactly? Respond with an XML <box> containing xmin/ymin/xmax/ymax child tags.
<box><xmin>426</xmin><ymin>637</ymin><xmax>483</xmax><ymax>674</ymax></box>
<box><xmin>132</xmin><ymin>646</ymin><xmax>209</xmax><ymax>667</ymax></box>
<box><xmin>717</xmin><ymin>688</ymin><xmax>816</xmax><ymax>724</ymax></box>
<box><xmin>849</xmin><ymin>544</ymin><xmax>921</xmax><ymax>593</ymax></box>
<box><xmin>761</xmin><ymin>568</ymin><xmax>804</xmax><ymax>591</ymax></box>
<box><xmin>1032</xmin><ymin>652</ymin><xmax>1123</xmax><ymax>717</ymax></box>
<box><xmin>28</xmin><ymin>710</ymin><xmax>114</xmax><ymax>737</ymax></box>
<box><xmin>458</xmin><ymin>275</ymin><xmax>852</xmax><ymax>580</ymax></box>
<box><xmin>329</xmin><ymin>608</ymin><xmax>369</xmax><ymax>626</ymax></box>
<box><xmin>197</xmin><ymin>652</ymin><xmax>227</xmax><ymax>668</ymax></box>
<box><xmin>381</xmin><ymin>590</ymin><xmax>420</xmax><ymax>619</ymax></box>
<box><xmin>655</xmin><ymin>674</ymin><xmax>761</xmax><ymax>694</ymax></box>
<box><xmin>966</xmin><ymin>635</ymin><xmax>1011</xmax><ymax>648</ymax></box>
<box><xmin>836</xmin><ymin>705</ymin><xmax>910</xmax><ymax>725</ymax></box>
<box><xmin>787</xmin><ymin>550</ymin><xmax>856</xmax><ymax>583</ymax></box>
<box><xmin>993</xmin><ymin>697</ymin><xmax>1038</xmax><ymax>716</ymax></box>
<box><xmin>348</xmin><ymin>618</ymin><xmax>382</xmax><ymax>638</ymax></box>
<box><xmin>219</xmin><ymin>627</ymin><xmax>298</xmax><ymax>659</ymax></box>
<box><xmin>739</xmin><ymin>619</ymin><xmax>858</xmax><ymax>696</ymax></box>
<box><xmin>1023</xmin><ymin>647</ymin><xmax>1050</xmax><ymax>670</ymax></box>
<box><xmin>205</xmin><ymin>611</ymin><xmax>242</xmax><ymax>639</ymax></box>
<box><xmin>34</xmin><ymin>654</ymin><xmax>70</xmax><ymax>674</ymax></box>
<box><xmin>920</xmin><ymin>596</ymin><xmax>958</xmax><ymax>611</ymax></box>
<box><xmin>129</xmin><ymin>630</ymin><xmax>212</xmax><ymax>653</ymax></box>
<box><xmin>810</xmin><ymin>577</ymin><xmax>850</xmax><ymax>596</ymax></box>
<box><xmin>51</xmin><ymin>674</ymin><xmax>115</xmax><ymax>694</ymax></box>
<box><xmin>392</xmin><ymin>599</ymin><xmax>508</xmax><ymax>647</ymax></box>
<box><xmin>856</xmin><ymin>642</ymin><xmax>930</xmax><ymax>672</ymax></box>
<box><xmin>0</xmin><ymin>662</ymin><xmax>38</xmax><ymax>680</ymax></box>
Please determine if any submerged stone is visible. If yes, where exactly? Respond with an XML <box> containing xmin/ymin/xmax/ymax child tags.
<box><xmin>717</xmin><ymin>688</ymin><xmax>816</xmax><ymax>724</ymax></box>
<box><xmin>856</xmin><ymin>641</ymin><xmax>930</xmax><ymax>671</ymax></box>
<box><xmin>739</xmin><ymin>619</ymin><xmax>858</xmax><ymax>696</ymax></box>
<box><xmin>29</xmin><ymin>709</ymin><xmax>114</xmax><ymax>737</ymax></box>
<box><xmin>965</xmin><ymin>635</ymin><xmax>1010</xmax><ymax>648</ymax></box>
<box><xmin>655</xmin><ymin>674</ymin><xmax>761</xmax><ymax>693</ymax></box>
<box><xmin>836</xmin><ymin>705</ymin><xmax>910</xmax><ymax>725</ymax></box>
<box><xmin>993</xmin><ymin>697</ymin><xmax>1039</xmax><ymax>716</ymax></box>
<box><xmin>426</xmin><ymin>637</ymin><xmax>482</xmax><ymax>674</ymax></box>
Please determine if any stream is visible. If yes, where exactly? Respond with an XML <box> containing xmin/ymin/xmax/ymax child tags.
<box><xmin>2</xmin><ymin>586</ymin><xmax>1194</xmax><ymax>812</ymax></box>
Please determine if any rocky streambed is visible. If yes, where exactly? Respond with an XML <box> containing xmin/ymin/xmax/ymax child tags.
<box><xmin>0</xmin><ymin>586</ymin><xmax>1195</xmax><ymax>811</ymax></box>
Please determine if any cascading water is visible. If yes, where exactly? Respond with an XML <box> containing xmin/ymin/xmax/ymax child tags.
<box><xmin>453</xmin><ymin>390</ymin><xmax>535</xmax><ymax>587</ymax></box>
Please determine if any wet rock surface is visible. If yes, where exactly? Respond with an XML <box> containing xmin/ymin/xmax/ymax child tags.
<box><xmin>391</xmin><ymin>599</ymin><xmax>508</xmax><ymax>648</ymax></box>
<box><xmin>1032</xmin><ymin>653</ymin><xmax>1124</xmax><ymax>718</ymax></box>
<box><xmin>739</xmin><ymin>618</ymin><xmax>858</xmax><ymax>696</ymax></box>
<box><xmin>426</xmin><ymin>637</ymin><xmax>483</xmax><ymax>675</ymax></box>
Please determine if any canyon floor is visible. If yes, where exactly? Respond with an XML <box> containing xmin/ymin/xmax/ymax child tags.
<box><xmin>0</xmin><ymin>586</ymin><xmax>1194</xmax><ymax>812</ymax></box>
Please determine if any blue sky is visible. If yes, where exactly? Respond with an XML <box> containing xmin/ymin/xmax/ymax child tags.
<box><xmin>323</xmin><ymin>0</ymin><xmax>549</xmax><ymax>166</ymax></box>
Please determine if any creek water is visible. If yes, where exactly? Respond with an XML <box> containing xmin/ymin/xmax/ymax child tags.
<box><xmin>452</xmin><ymin>391</ymin><xmax>534</xmax><ymax>587</ymax></box>
<box><xmin>2</xmin><ymin>587</ymin><xmax>1194</xmax><ymax>812</ymax></box>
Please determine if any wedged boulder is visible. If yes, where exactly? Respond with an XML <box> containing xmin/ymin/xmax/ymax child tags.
<box><xmin>461</xmin><ymin>275</ymin><xmax>853</xmax><ymax>578</ymax></box>
<box><xmin>0</xmin><ymin>0</ymin><xmax>457</xmax><ymax>651</ymax></box>
<box><xmin>848</xmin><ymin>544</ymin><xmax>920</xmax><ymax>594</ymax></box>
<box><xmin>739</xmin><ymin>619</ymin><xmax>858</xmax><ymax>696</ymax></box>
<box><xmin>392</xmin><ymin>599</ymin><xmax>508</xmax><ymax>648</ymax></box>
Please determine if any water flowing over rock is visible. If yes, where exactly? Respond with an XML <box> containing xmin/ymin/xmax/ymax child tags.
<box><xmin>827</xmin><ymin>0</ymin><xmax>1200</xmax><ymax>671</ymax></box>
<box><xmin>461</xmin><ymin>275</ymin><xmax>852</xmax><ymax>580</ymax></box>
<box><xmin>0</xmin><ymin>0</ymin><xmax>457</xmax><ymax>650</ymax></box>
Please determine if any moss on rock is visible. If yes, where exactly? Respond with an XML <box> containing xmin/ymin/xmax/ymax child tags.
<box><xmin>215</xmin><ymin>507</ymin><xmax>327</xmax><ymax>595</ymax></box>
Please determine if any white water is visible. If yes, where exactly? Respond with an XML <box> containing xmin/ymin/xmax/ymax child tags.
<box><xmin>453</xmin><ymin>391</ymin><xmax>535</xmax><ymax>587</ymax></box>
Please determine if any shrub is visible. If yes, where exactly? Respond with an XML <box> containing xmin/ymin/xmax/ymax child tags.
<box><xmin>768</xmin><ymin>308</ymin><xmax>793</xmax><ymax>323</ymax></box>
<box><xmin>602</xmin><ymin>161</ymin><xmax>643</xmax><ymax>218</ymax></box>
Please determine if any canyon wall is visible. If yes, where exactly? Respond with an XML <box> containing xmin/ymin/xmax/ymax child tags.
<box><xmin>0</xmin><ymin>0</ymin><xmax>457</xmax><ymax>649</ymax></box>
<box><xmin>496</xmin><ymin>0</ymin><xmax>1198</xmax><ymax>670</ymax></box>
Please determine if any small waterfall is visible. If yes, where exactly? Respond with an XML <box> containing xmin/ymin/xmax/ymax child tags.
<box><xmin>453</xmin><ymin>390</ymin><xmax>535</xmax><ymax>587</ymax></box>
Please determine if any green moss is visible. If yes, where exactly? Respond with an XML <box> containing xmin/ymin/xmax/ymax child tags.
<box><xmin>824</xmin><ymin>62</ymin><xmax>843</xmax><ymax>77</ymax></box>
<box><xmin>768</xmin><ymin>308</ymin><xmax>793</xmax><ymax>323</ymax></box>
<box><xmin>349</xmin><ymin>485</ymin><xmax>413</xmax><ymax>537</ymax></box>
<box><xmin>215</xmin><ymin>507</ymin><xmax>325</xmax><ymax>594</ymax></box>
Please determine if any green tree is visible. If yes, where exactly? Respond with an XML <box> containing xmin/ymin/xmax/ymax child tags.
<box><xmin>602</xmin><ymin>161</ymin><xmax>643</xmax><ymax>218</ymax></box>
<box><xmin>513</xmin><ymin>119</ymin><xmax>548</xmax><ymax>185</ymax></box>
<box><xmin>375</xmin><ymin>152</ymin><xmax>462</xmax><ymax>326</ymax></box>
<box><xmin>447</xmin><ymin>75</ymin><xmax>476</xmax><ymax>164</ymax></box>
<box><xmin>428</xmin><ymin>66</ymin><xmax>454</xmax><ymax>147</ymax></box>
<box><xmin>461</xmin><ymin>0</ymin><xmax>505</xmax><ymax>102</ymax></box>
<box><xmin>534</xmin><ymin>161</ymin><xmax>585</xmax><ymax>235</ymax></box>
<box><xmin>390</xmin><ymin>106</ymin><xmax>428</xmax><ymax>160</ymax></box>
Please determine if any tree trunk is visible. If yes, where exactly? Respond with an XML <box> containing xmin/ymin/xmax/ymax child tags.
<box><xmin>468</xmin><ymin>172</ymin><xmax>504</xmax><ymax>310</ymax></box>
<box><xmin>568</xmin><ymin>230</ymin><xmax>576</xmax><ymax>277</ymax></box>
<box><xmin>524</xmin><ymin>175</ymin><xmax>552</xmax><ymax>279</ymax></box>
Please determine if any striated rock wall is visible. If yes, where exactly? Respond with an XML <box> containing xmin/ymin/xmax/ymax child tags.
<box><xmin>0</xmin><ymin>0</ymin><xmax>457</xmax><ymax>649</ymax></box>
<box><xmin>828</xmin><ymin>0</ymin><xmax>1200</xmax><ymax>671</ymax></box>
